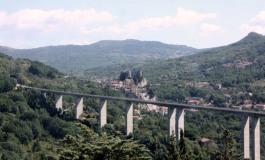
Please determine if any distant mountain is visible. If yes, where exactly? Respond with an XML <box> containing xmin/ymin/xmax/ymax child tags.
<box><xmin>85</xmin><ymin>32</ymin><xmax>265</xmax><ymax>84</ymax></box>
<box><xmin>146</xmin><ymin>32</ymin><xmax>265</xmax><ymax>84</ymax></box>
<box><xmin>0</xmin><ymin>39</ymin><xmax>198</xmax><ymax>74</ymax></box>
<box><xmin>233</xmin><ymin>32</ymin><xmax>265</xmax><ymax>46</ymax></box>
<box><xmin>189</xmin><ymin>32</ymin><xmax>265</xmax><ymax>63</ymax></box>
<box><xmin>0</xmin><ymin>46</ymin><xmax>15</xmax><ymax>53</ymax></box>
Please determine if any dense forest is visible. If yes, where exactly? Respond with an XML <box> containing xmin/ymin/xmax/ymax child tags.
<box><xmin>85</xmin><ymin>32</ymin><xmax>265</xmax><ymax>159</ymax></box>
<box><xmin>0</xmin><ymin>53</ymin><xmax>145</xmax><ymax>159</ymax></box>
<box><xmin>1</xmin><ymin>32</ymin><xmax>265</xmax><ymax>159</ymax></box>
<box><xmin>0</xmin><ymin>52</ymin><xmax>247</xmax><ymax>160</ymax></box>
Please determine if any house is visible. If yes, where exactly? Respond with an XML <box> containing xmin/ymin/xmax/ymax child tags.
<box><xmin>134</xmin><ymin>109</ymin><xmax>141</xmax><ymax>115</ymax></box>
<box><xmin>215</xmin><ymin>84</ymin><xmax>222</xmax><ymax>90</ymax></box>
<box><xmin>187</xmin><ymin>100</ymin><xmax>200</xmax><ymax>105</ymax></box>
<box><xmin>199</xmin><ymin>138</ymin><xmax>216</xmax><ymax>148</ymax></box>
<box><xmin>195</xmin><ymin>82</ymin><xmax>210</xmax><ymax>88</ymax></box>
<box><xmin>185</xmin><ymin>109</ymin><xmax>198</xmax><ymax>114</ymax></box>
<box><xmin>158</xmin><ymin>107</ymin><xmax>168</xmax><ymax>115</ymax></box>
<box><xmin>254</xmin><ymin>104</ymin><xmax>265</xmax><ymax>110</ymax></box>
<box><xmin>224</xmin><ymin>94</ymin><xmax>232</xmax><ymax>100</ymax></box>
<box><xmin>240</xmin><ymin>104</ymin><xmax>253</xmax><ymax>109</ymax></box>
<box><xmin>186</xmin><ymin>97</ymin><xmax>203</xmax><ymax>105</ymax></box>
<box><xmin>133</xmin><ymin>116</ymin><xmax>142</xmax><ymax>120</ymax></box>
<box><xmin>243</xmin><ymin>100</ymin><xmax>253</xmax><ymax>104</ymax></box>
<box><xmin>192</xmin><ymin>97</ymin><xmax>203</xmax><ymax>101</ymax></box>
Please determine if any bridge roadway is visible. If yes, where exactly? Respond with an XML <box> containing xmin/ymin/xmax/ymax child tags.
<box><xmin>22</xmin><ymin>85</ymin><xmax>264</xmax><ymax>160</ymax></box>
<box><xmin>21</xmin><ymin>85</ymin><xmax>265</xmax><ymax>116</ymax></box>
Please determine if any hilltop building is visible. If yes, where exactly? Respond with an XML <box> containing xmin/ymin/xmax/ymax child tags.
<box><xmin>199</xmin><ymin>138</ymin><xmax>217</xmax><ymax>148</ymax></box>
<box><xmin>99</xmin><ymin>70</ymin><xmax>167</xmax><ymax>115</ymax></box>
<box><xmin>119</xmin><ymin>70</ymin><xmax>147</xmax><ymax>87</ymax></box>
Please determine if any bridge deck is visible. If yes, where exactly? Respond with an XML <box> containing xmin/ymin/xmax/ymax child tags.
<box><xmin>22</xmin><ymin>85</ymin><xmax>265</xmax><ymax>117</ymax></box>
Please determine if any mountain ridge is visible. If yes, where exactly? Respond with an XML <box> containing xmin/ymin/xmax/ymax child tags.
<box><xmin>1</xmin><ymin>32</ymin><xmax>264</xmax><ymax>75</ymax></box>
<box><xmin>0</xmin><ymin>39</ymin><xmax>198</xmax><ymax>74</ymax></box>
<box><xmin>84</xmin><ymin>32</ymin><xmax>265</xmax><ymax>80</ymax></box>
<box><xmin>227</xmin><ymin>32</ymin><xmax>265</xmax><ymax>48</ymax></box>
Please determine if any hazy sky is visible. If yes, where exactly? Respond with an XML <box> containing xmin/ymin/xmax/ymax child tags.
<box><xmin>0</xmin><ymin>0</ymin><xmax>265</xmax><ymax>48</ymax></box>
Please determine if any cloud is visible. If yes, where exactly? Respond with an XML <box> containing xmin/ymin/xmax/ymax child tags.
<box><xmin>200</xmin><ymin>23</ymin><xmax>222</xmax><ymax>36</ymax></box>
<box><xmin>81</xmin><ymin>7</ymin><xmax>217</xmax><ymax>36</ymax></box>
<box><xmin>0</xmin><ymin>11</ymin><xmax>6</xmax><ymax>27</ymax></box>
<box><xmin>0</xmin><ymin>9</ymin><xmax>114</xmax><ymax>33</ymax></box>
<box><xmin>0</xmin><ymin>7</ymin><xmax>218</xmax><ymax>48</ymax></box>
<box><xmin>240</xmin><ymin>10</ymin><xmax>265</xmax><ymax>34</ymax></box>
<box><xmin>174</xmin><ymin>7</ymin><xmax>216</xmax><ymax>25</ymax></box>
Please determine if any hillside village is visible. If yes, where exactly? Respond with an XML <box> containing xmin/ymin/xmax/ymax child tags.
<box><xmin>95</xmin><ymin>68</ymin><xmax>265</xmax><ymax>121</ymax></box>
<box><xmin>2</xmin><ymin>0</ymin><xmax>265</xmax><ymax>158</ymax></box>
<box><xmin>95</xmin><ymin>70</ymin><xmax>168</xmax><ymax>117</ymax></box>
<box><xmin>2</xmin><ymin>32</ymin><xmax>265</xmax><ymax>159</ymax></box>
<box><xmin>183</xmin><ymin>79</ymin><xmax>265</xmax><ymax>111</ymax></box>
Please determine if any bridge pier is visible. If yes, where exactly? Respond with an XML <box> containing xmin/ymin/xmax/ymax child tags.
<box><xmin>21</xmin><ymin>86</ymin><xmax>265</xmax><ymax>157</ymax></box>
<box><xmin>55</xmin><ymin>94</ymin><xmax>63</xmax><ymax>110</ymax></box>
<box><xmin>177</xmin><ymin>108</ymin><xmax>185</xmax><ymax>140</ymax></box>
<box><xmin>75</xmin><ymin>97</ymin><xmax>83</xmax><ymax>119</ymax></box>
<box><xmin>251</xmin><ymin>116</ymin><xmax>260</xmax><ymax>160</ymax></box>
<box><xmin>168</xmin><ymin>107</ymin><xmax>176</xmax><ymax>140</ymax></box>
<box><xmin>99</xmin><ymin>99</ymin><xmax>107</xmax><ymax>127</ymax></box>
<box><xmin>126</xmin><ymin>102</ymin><xmax>133</xmax><ymax>135</ymax></box>
<box><xmin>241</xmin><ymin>115</ymin><xmax>250</xmax><ymax>159</ymax></box>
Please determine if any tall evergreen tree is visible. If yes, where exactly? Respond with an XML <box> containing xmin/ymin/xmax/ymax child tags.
<box><xmin>167</xmin><ymin>131</ymin><xmax>180</xmax><ymax>160</ymax></box>
<box><xmin>179</xmin><ymin>129</ymin><xmax>192</xmax><ymax>160</ymax></box>
<box><xmin>215</xmin><ymin>128</ymin><xmax>242</xmax><ymax>160</ymax></box>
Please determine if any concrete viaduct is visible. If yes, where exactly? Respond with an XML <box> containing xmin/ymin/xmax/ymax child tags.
<box><xmin>22</xmin><ymin>85</ymin><xmax>265</xmax><ymax>160</ymax></box>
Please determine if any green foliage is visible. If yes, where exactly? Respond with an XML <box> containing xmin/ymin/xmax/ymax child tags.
<box><xmin>167</xmin><ymin>132</ymin><xmax>180</xmax><ymax>160</ymax></box>
<box><xmin>28</xmin><ymin>61</ymin><xmax>62</xmax><ymax>79</ymax></box>
<box><xmin>214</xmin><ymin>128</ymin><xmax>242</xmax><ymax>160</ymax></box>
<box><xmin>1</xmin><ymin>37</ymin><xmax>265</xmax><ymax>160</ymax></box>
<box><xmin>41</xmin><ymin>116</ymin><xmax>78</xmax><ymax>139</ymax></box>
<box><xmin>0</xmin><ymin>52</ymin><xmax>12</xmax><ymax>60</ymax></box>
<box><xmin>0</xmin><ymin>141</ymin><xmax>24</xmax><ymax>160</ymax></box>
<box><xmin>0</xmin><ymin>89</ymin><xmax>82</xmax><ymax>159</ymax></box>
<box><xmin>2</xmin><ymin>40</ymin><xmax>197</xmax><ymax>74</ymax></box>
<box><xmin>2</xmin><ymin>120</ymin><xmax>34</xmax><ymax>144</ymax></box>
<box><xmin>0</xmin><ymin>74</ymin><xmax>16</xmax><ymax>93</ymax></box>
<box><xmin>58</xmin><ymin>124</ymin><xmax>151</xmax><ymax>160</ymax></box>
<box><xmin>179</xmin><ymin>130</ymin><xmax>192</xmax><ymax>160</ymax></box>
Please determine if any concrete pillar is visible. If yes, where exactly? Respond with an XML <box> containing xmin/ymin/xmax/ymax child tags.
<box><xmin>241</xmin><ymin>115</ymin><xmax>250</xmax><ymax>159</ymax></box>
<box><xmin>126</xmin><ymin>102</ymin><xmax>133</xmax><ymax>135</ymax></box>
<box><xmin>55</xmin><ymin>94</ymin><xmax>63</xmax><ymax>110</ymax></box>
<box><xmin>251</xmin><ymin>116</ymin><xmax>260</xmax><ymax>160</ymax></box>
<box><xmin>176</xmin><ymin>108</ymin><xmax>185</xmax><ymax>140</ymax></box>
<box><xmin>99</xmin><ymin>99</ymin><xmax>107</xmax><ymax>127</ymax></box>
<box><xmin>168</xmin><ymin>107</ymin><xmax>176</xmax><ymax>140</ymax></box>
<box><xmin>75</xmin><ymin>97</ymin><xmax>83</xmax><ymax>119</ymax></box>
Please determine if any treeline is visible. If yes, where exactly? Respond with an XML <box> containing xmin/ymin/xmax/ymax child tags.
<box><xmin>0</xmin><ymin>89</ymin><xmax>80</xmax><ymax>159</ymax></box>
<box><xmin>82</xmin><ymin>32</ymin><xmax>265</xmax><ymax>159</ymax></box>
<box><xmin>28</xmin><ymin>61</ymin><xmax>62</xmax><ymax>79</ymax></box>
<box><xmin>0</xmin><ymin>74</ymin><xmax>16</xmax><ymax>92</ymax></box>
<box><xmin>2</xmin><ymin>34</ymin><xmax>265</xmax><ymax>160</ymax></box>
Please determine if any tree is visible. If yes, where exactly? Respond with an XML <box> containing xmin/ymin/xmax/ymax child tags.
<box><xmin>215</xmin><ymin>128</ymin><xmax>242</xmax><ymax>160</ymax></box>
<box><xmin>167</xmin><ymin>132</ymin><xmax>180</xmax><ymax>160</ymax></box>
<box><xmin>179</xmin><ymin>129</ymin><xmax>192</xmax><ymax>160</ymax></box>
<box><xmin>58</xmin><ymin>124</ymin><xmax>151</xmax><ymax>160</ymax></box>
<box><xmin>165</xmin><ymin>129</ymin><xmax>195</xmax><ymax>160</ymax></box>
<box><xmin>0</xmin><ymin>74</ymin><xmax>16</xmax><ymax>93</ymax></box>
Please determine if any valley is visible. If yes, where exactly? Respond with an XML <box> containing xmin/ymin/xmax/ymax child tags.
<box><xmin>1</xmin><ymin>32</ymin><xmax>265</xmax><ymax>159</ymax></box>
